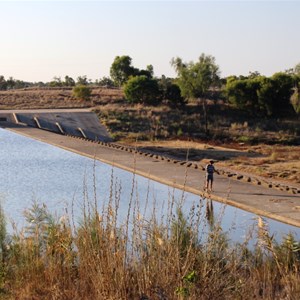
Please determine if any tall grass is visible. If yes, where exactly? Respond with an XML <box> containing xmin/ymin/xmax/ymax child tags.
<box><xmin>0</xmin><ymin>182</ymin><xmax>300</xmax><ymax>299</ymax></box>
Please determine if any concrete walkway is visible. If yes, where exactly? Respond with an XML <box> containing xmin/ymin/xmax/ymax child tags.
<box><xmin>1</xmin><ymin>121</ymin><xmax>300</xmax><ymax>227</ymax></box>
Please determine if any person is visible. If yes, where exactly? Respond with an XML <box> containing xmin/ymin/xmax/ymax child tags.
<box><xmin>205</xmin><ymin>160</ymin><xmax>217</xmax><ymax>192</ymax></box>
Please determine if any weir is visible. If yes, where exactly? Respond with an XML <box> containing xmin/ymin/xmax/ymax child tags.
<box><xmin>0</xmin><ymin>126</ymin><xmax>300</xmax><ymax>246</ymax></box>
<box><xmin>0</xmin><ymin>109</ymin><xmax>300</xmax><ymax>228</ymax></box>
<box><xmin>0</xmin><ymin>109</ymin><xmax>112</xmax><ymax>142</ymax></box>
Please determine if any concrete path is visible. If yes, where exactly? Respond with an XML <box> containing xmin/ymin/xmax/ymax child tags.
<box><xmin>1</xmin><ymin>121</ymin><xmax>300</xmax><ymax>228</ymax></box>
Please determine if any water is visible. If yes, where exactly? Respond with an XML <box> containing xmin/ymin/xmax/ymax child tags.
<box><xmin>0</xmin><ymin>127</ymin><xmax>299</xmax><ymax>246</ymax></box>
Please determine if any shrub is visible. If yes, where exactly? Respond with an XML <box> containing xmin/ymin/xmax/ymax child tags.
<box><xmin>72</xmin><ymin>85</ymin><xmax>91</xmax><ymax>101</ymax></box>
<box><xmin>124</xmin><ymin>75</ymin><xmax>161</xmax><ymax>105</ymax></box>
<box><xmin>291</xmin><ymin>87</ymin><xmax>300</xmax><ymax>114</ymax></box>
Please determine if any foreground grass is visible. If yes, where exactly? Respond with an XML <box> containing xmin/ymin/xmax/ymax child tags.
<box><xmin>0</xmin><ymin>195</ymin><xmax>300</xmax><ymax>300</ymax></box>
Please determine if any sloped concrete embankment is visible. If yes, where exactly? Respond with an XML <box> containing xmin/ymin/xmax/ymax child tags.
<box><xmin>0</xmin><ymin>110</ymin><xmax>112</xmax><ymax>142</ymax></box>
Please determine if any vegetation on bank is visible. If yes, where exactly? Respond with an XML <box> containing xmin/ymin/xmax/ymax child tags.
<box><xmin>72</xmin><ymin>84</ymin><xmax>92</xmax><ymax>101</ymax></box>
<box><xmin>1</xmin><ymin>53</ymin><xmax>299</xmax><ymax>145</ymax></box>
<box><xmin>0</xmin><ymin>193</ymin><xmax>300</xmax><ymax>299</ymax></box>
<box><xmin>95</xmin><ymin>100</ymin><xmax>300</xmax><ymax>146</ymax></box>
<box><xmin>1</xmin><ymin>54</ymin><xmax>299</xmax><ymax>116</ymax></box>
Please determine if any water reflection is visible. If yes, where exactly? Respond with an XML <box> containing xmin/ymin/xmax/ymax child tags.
<box><xmin>205</xmin><ymin>199</ymin><xmax>214</xmax><ymax>229</ymax></box>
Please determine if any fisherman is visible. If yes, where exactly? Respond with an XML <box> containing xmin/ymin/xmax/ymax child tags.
<box><xmin>205</xmin><ymin>160</ymin><xmax>217</xmax><ymax>192</ymax></box>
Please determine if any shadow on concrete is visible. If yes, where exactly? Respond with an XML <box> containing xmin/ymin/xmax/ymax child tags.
<box><xmin>137</xmin><ymin>146</ymin><xmax>262</xmax><ymax>161</ymax></box>
<box><xmin>0</xmin><ymin>121</ymin><xmax>25</xmax><ymax>129</ymax></box>
<box><xmin>227</xmin><ymin>191</ymin><xmax>298</xmax><ymax>198</ymax></box>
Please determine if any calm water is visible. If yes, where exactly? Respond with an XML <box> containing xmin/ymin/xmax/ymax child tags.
<box><xmin>0</xmin><ymin>128</ymin><xmax>299</xmax><ymax>245</ymax></box>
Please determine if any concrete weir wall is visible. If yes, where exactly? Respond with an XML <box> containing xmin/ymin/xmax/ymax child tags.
<box><xmin>0</xmin><ymin>110</ymin><xmax>112</xmax><ymax>142</ymax></box>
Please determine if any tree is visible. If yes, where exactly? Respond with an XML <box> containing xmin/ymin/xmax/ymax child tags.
<box><xmin>0</xmin><ymin>76</ymin><xmax>7</xmax><ymax>90</ymax></box>
<box><xmin>225</xmin><ymin>77</ymin><xmax>249</xmax><ymax>110</ymax></box>
<box><xmin>136</xmin><ymin>64</ymin><xmax>154</xmax><ymax>78</ymax></box>
<box><xmin>110</xmin><ymin>55</ymin><xmax>135</xmax><ymax>86</ymax></box>
<box><xmin>158</xmin><ymin>76</ymin><xmax>185</xmax><ymax>107</ymax></box>
<box><xmin>269</xmin><ymin>72</ymin><xmax>294</xmax><ymax>115</ymax></box>
<box><xmin>171</xmin><ymin>53</ymin><xmax>220</xmax><ymax>135</ymax></box>
<box><xmin>171</xmin><ymin>54</ymin><xmax>220</xmax><ymax>99</ymax></box>
<box><xmin>294</xmin><ymin>62</ymin><xmax>300</xmax><ymax>76</ymax></box>
<box><xmin>291</xmin><ymin>87</ymin><xmax>300</xmax><ymax>114</ymax></box>
<box><xmin>72</xmin><ymin>85</ymin><xmax>91</xmax><ymax>101</ymax></box>
<box><xmin>291</xmin><ymin>63</ymin><xmax>300</xmax><ymax>114</ymax></box>
<box><xmin>110</xmin><ymin>56</ymin><xmax>155</xmax><ymax>87</ymax></box>
<box><xmin>76</xmin><ymin>76</ymin><xmax>89</xmax><ymax>86</ymax></box>
<box><xmin>96</xmin><ymin>76</ymin><xmax>115</xmax><ymax>88</ymax></box>
<box><xmin>64</xmin><ymin>75</ymin><xmax>75</xmax><ymax>87</ymax></box>
<box><xmin>6</xmin><ymin>77</ymin><xmax>15</xmax><ymax>90</ymax></box>
<box><xmin>124</xmin><ymin>75</ymin><xmax>161</xmax><ymax>105</ymax></box>
<box><xmin>49</xmin><ymin>76</ymin><xmax>63</xmax><ymax>87</ymax></box>
<box><xmin>146</xmin><ymin>64</ymin><xmax>154</xmax><ymax>77</ymax></box>
<box><xmin>225</xmin><ymin>73</ymin><xmax>294</xmax><ymax>116</ymax></box>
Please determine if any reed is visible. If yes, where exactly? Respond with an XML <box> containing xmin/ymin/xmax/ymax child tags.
<box><xmin>0</xmin><ymin>182</ymin><xmax>300</xmax><ymax>299</ymax></box>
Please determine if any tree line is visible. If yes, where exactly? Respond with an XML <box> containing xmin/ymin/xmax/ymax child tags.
<box><xmin>1</xmin><ymin>55</ymin><xmax>300</xmax><ymax>115</ymax></box>
<box><xmin>225</xmin><ymin>71</ymin><xmax>300</xmax><ymax>116</ymax></box>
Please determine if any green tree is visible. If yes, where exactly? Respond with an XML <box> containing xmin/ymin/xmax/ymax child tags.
<box><xmin>14</xmin><ymin>79</ymin><xmax>28</xmax><ymax>89</ymax></box>
<box><xmin>225</xmin><ymin>77</ymin><xmax>249</xmax><ymax>110</ymax></box>
<box><xmin>294</xmin><ymin>62</ymin><xmax>300</xmax><ymax>76</ymax></box>
<box><xmin>136</xmin><ymin>64</ymin><xmax>154</xmax><ymax>78</ymax></box>
<box><xmin>225</xmin><ymin>73</ymin><xmax>294</xmax><ymax>116</ymax></box>
<box><xmin>269</xmin><ymin>72</ymin><xmax>294</xmax><ymax>115</ymax></box>
<box><xmin>6</xmin><ymin>77</ymin><xmax>15</xmax><ymax>90</ymax></box>
<box><xmin>49</xmin><ymin>76</ymin><xmax>63</xmax><ymax>87</ymax></box>
<box><xmin>291</xmin><ymin>63</ymin><xmax>300</xmax><ymax>114</ymax></box>
<box><xmin>0</xmin><ymin>76</ymin><xmax>7</xmax><ymax>90</ymax></box>
<box><xmin>159</xmin><ymin>76</ymin><xmax>185</xmax><ymax>107</ymax></box>
<box><xmin>146</xmin><ymin>64</ymin><xmax>154</xmax><ymax>77</ymax></box>
<box><xmin>110</xmin><ymin>55</ymin><xmax>135</xmax><ymax>86</ymax></box>
<box><xmin>124</xmin><ymin>75</ymin><xmax>161</xmax><ymax>105</ymax></box>
<box><xmin>171</xmin><ymin>53</ymin><xmax>220</xmax><ymax>135</ymax></box>
<box><xmin>171</xmin><ymin>54</ymin><xmax>220</xmax><ymax>99</ymax></box>
<box><xmin>96</xmin><ymin>76</ymin><xmax>115</xmax><ymax>88</ymax></box>
<box><xmin>64</xmin><ymin>75</ymin><xmax>75</xmax><ymax>87</ymax></box>
<box><xmin>76</xmin><ymin>75</ymin><xmax>89</xmax><ymax>85</ymax></box>
<box><xmin>291</xmin><ymin>87</ymin><xmax>300</xmax><ymax>114</ymax></box>
<box><xmin>72</xmin><ymin>85</ymin><xmax>91</xmax><ymax>101</ymax></box>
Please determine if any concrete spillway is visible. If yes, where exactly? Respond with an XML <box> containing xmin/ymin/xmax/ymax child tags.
<box><xmin>0</xmin><ymin>109</ymin><xmax>112</xmax><ymax>142</ymax></box>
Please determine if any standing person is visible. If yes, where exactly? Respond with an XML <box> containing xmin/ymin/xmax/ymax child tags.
<box><xmin>205</xmin><ymin>160</ymin><xmax>216</xmax><ymax>192</ymax></box>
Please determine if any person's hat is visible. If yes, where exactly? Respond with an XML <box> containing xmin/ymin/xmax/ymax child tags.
<box><xmin>209</xmin><ymin>160</ymin><xmax>214</xmax><ymax>164</ymax></box>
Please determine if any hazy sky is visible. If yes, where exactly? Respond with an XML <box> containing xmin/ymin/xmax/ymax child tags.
<box><xmin>1</xmin><ymin>1</ymin><xmax>299</xmax><ymax>82</ymax></box>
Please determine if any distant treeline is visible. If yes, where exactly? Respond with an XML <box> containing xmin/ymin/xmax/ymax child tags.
<box><xmin>1</xmin><ymin>54</ymin><xmax>300</xmax><ymax>116</ymax></box>
<box><xmin>0</xmin><ymin>75</ymin><xmax>116</xmax><ymax>90</ymax></box>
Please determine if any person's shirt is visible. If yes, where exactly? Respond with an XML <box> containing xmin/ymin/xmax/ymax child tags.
<box><xmin>206</xmin><ymin>164</ymin><xmax>215</xmax><ymax>175</ymax></box>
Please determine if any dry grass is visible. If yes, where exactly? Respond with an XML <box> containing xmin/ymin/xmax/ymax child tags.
<box><xmin>1</xmin><ymin>182</ymin><xmax>300</xmax><ymax>299</ymax></box>
<box><xmin>222</xmin><ymin>145</ymin><xmax>300</xmax><ymax>185</ymax></box>
<box><xmin>0</xmin><ymin>87</ymin><xmax>123</xmax><ymax>110</ymax></box>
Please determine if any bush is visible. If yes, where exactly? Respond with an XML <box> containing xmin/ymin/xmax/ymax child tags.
<box><xmin>72</xmin><ymin>85</ymin><xmax>91</xmax><ymax>101</ymax></box>
<box><xmin>124</xmin><ymin>75</ymin><xmax>161</xmax><ymax>105</ymax></box>
<box><xmin>291</xmin><ymin>87</ymin><xmax>300</xmax><ymax>114</ymax></box>
<box><xmin>158</xmin><ymin>76</ymin><xmax>185</xmax><ymax>107</ymax></box>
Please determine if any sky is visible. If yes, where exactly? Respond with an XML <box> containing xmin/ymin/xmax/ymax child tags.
<box><xmin>0</xmin><ymin>0</ymin><xmax>299</xmax><ymax>82</ymax></box>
